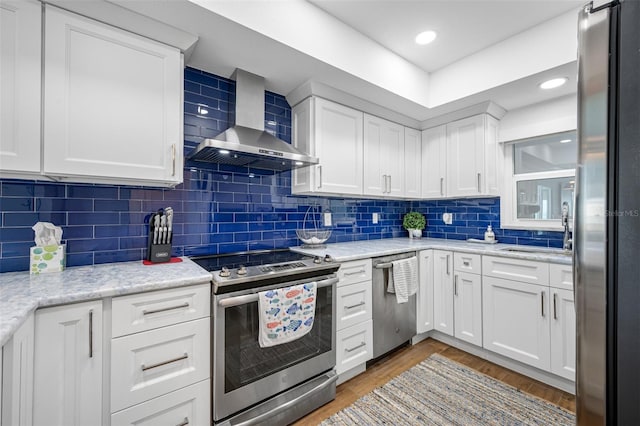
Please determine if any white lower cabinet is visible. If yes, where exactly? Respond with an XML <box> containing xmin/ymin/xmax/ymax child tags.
<box><xmin>110</xmin><ymin>318</ymin><xmax>210</xmax><ymax>413</ymax></box>
<box><xmin>336</xmin><ymin>281</ymin><xmax>372</xmax><ymax>331</ymax></box>
<box><xmin>336</xmin><ymin>320</ymin><xmax>373</xmax><ymax>375</ymax></box>
<box><xmin>111</xmin><ymin>379</ymin><xmax>209</xmax><ymax>426</ymax></box>
<box><xmin>416</xmin><ymin>250</ymin><xmax>434</xmax><ymax>334</ymax></box>
<box><xmin>482</xmin><ymin>276</ymin><xmax>550</xmax><ymax>370</ymax></box>
<box><xmin>433</xmin><ymin>250</ymin><xmax>454</xmax><ymax>335</ymax></box>
<box><xmin>1</xmin><ymin>313</ymin><xmax>34</xmax><ymax>426</ymax></box>
<box><xmin>33</xmin><ymin>300</ymin><xmax>103</xmax><ymax>426</ymax></box>
<box><xmin>453</xmin><ymin>271</ymin><xmax>482</xmax><ymax>346</ymax></box>
<box><xmin>550</xmin><ymin>288</ymin><xmax>576</xmax><ymax>381</ymax></box>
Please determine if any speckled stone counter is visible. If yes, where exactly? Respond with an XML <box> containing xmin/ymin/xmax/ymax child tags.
<box><xmin>290</xmin><ymin>238</ymin><xmax>574</xmax><ymax>265</ymax></box>
<box><xmin>0</xmin><ymin>257</ymin><xmax>212</xmax><ymax>346</ymax></box>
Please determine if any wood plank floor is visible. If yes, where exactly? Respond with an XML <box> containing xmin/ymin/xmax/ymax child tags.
<box><xmin>293</xmin><ymin>338</ymin><xmax>576</xmax><ymax>425</ymax></box>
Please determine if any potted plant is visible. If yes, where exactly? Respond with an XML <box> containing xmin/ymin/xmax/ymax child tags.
<box><xmin>403</xmin><ymin>211</ymin><xmax>426</xmax><ymax>239</ymax></box>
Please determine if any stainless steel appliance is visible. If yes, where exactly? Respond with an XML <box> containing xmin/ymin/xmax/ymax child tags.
<box><xmin>575</xmin><ymin>1</ymin><xmax>640</xmax><ymax>424</ymax></box>
<box><xmin>192</xmin><ymin>250</ymin><xmax>340</xmax><ymax>426</ymax></box>
<box><xmin>371</xmin><ymin>252</ymin><xmax>417</xmax><ymax>358</ymax></box>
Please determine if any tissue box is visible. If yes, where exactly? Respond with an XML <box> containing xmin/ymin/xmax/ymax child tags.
<box><xmin>30</xmin><ymin>244</ymin><xmax>66</xmax><ymax>274</ymax></box>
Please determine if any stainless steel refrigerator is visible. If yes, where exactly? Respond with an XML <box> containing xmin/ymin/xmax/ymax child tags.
<box><xmin>575</xmin><ymin>1</ymin><xmax>640</xmax><ymax>424</ymax></box>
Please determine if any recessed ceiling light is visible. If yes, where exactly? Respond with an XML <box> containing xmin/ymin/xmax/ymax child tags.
<box><xmin>539</xmin><ymin>77</ymin><xmax>568</xmax><ymax>90</ymax></box>
<box><xmin>415</xmin><ymin>30</ymin><xmax>437</xmax><ymax>45</ymax></box>
<box><xmin>559</xmin><ymin>139</ymin><xmax>572</xmax><ymax>143</ymax></box>
<box><xmin>219</xmin><ymin>149</ymin><xmax>230</xmax><ymax>155</ymax></box>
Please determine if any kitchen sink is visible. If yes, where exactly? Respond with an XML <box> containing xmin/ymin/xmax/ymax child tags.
<box><xmin>497</xmin><ymin>247</ymin><xmax>573</xmax><ymax>256</ymax></box>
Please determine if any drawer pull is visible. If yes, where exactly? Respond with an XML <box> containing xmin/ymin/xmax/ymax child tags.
<box><xmin>344</xmin><ymin>270</ymin><xmax>366</xmax><ymax>276</ymax></box>
<box><xmin>454</xmin><ymin>275</ymin><xmax>458</xmax><ymax>296</ymax></box>
<box><xmin>345</xmin><ymin>342</ymin><xmax>366</xmax><ymax>353</ymax></box>
<box><xmin>344</xmin><ymin>301</ymin><xmax>366</xmax><ymax>309</ymax></box>
<box><xmin>463</xmin><ymin>260</ymin><xmax>470</xmax><ymax>266</ymax></box>
<box><xmin>89</xmin><ymin>309</ymin><xmax>93</xmax><ymax>358</ymax></box>
<box><xmin>446</xmin><ymin>255</ymin><xmax>450</xmax><ymax>275</ymax></box>
<box><xmin>176</xmin><ymin>417</ymin><xmax>189</xmax><ymax>426</ymax></box>
<box><xmin>142</xmin><ymin>352</ymin><xmax>188</xmax><ymax>371</ymax></box>
<box><xmin>143</xmin><ymin>302</ymin><xmax>189</xmax><ymax>316</ymax></box>
<box><xmin>541</xmin><ymin>291</ymin><xmax>545</xmax><ymax>317</ymax></box>
<box><xmin>553</xmin><ymin>293</ymin><xmax>558</xmax><ymax>320</ymax></box>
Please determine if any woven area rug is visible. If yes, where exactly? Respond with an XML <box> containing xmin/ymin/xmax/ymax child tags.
<box><xmin>321</xmin><ymin>354</ymin><xmax>575</xmax><ymax>425</ymax></box>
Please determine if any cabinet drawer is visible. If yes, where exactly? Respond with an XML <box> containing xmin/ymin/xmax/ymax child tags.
<box><xmin>111</xmin><ymin>318</ymin><xmax>210</xmax><ymax>412</ymax></box>
<box><xmin>336</xmin><ymin>281</ymin><xmax>372</xmax><ymax>331</ymax></box>
<box><xmin>111</xmin><ymin>379</ymin><xmax>209</xmax><ymax>426</ymax></box>
<box><xmin>482</xmin><ymin>256</ymin><xmax>549</xmax><ymax>286</ymax></box>
<box><xmin>112</xmin><ymin>284</ymin><xmax>210</xmax><ymax>337</ymax></box>
<box><xmin>336</xmin><ymin>320</ymin><xmax>373</xmax><ymax>375</ymax></box>
<box><xmin>337</xmin><ymin>259</ymin><xmax>372</xmax><ymax>287</ymax></box>
<box><xmin>550</xmin><ymin>263</ymin><xmax>573</xmax><ymax>291</ymax></box>
<box><xmin>454</xmin><ymin>252</ymin><xmax>481</xmax><ymax>274</ymax></box>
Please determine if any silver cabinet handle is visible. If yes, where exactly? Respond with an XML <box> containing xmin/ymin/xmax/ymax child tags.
<box><xmin>553</xmin><ymin>293</ymin><xmax>558</xmax><ymax>320</ymax></box>
<box><xmin>477</xmin><ymin>173</ymin><xmax>482</xmax><ymax>193</ymax></box>
<box><xmin>440</xmin><ymin>177</ymin><xmax>444</xmax><ymax>196</ymax></box>
<box><xmin>344</xmin><ymin>301</ymin><xmax>366</xmax><ymax>309</ymax></box>
<box><xmin>382</xmin><ymin>174</ymin><xmax>388</xmax><ymax>193</ymax></box>
<box><xmin>446</xmin><ymin>255</ymin><xmax>450</xmax><ymax>275</ymax></box>
<box><xmin>344</xmin><ymin>269</ymin><xmax>366</xmax><ymax>275</ymax></box>
<box><xmin>463</xmin><ymin>260</ymin><xmax>470</xmax><ymax>266</ymax></box>
<box><xmin>454</xmin><ymin>275</ymin><xmax>458</xmax><ymax>296</ymax></box>
<box><xmin>317</xmin><ymin>165</ymin><xmax>323</xmax><ymax>189</ymax></box>
<box><xmin>345</xmin><ymin>342</ymin><xmax>366</xmax><ymax>353</ymax></box>
<box><xmin>142</xmin><ymin>352</ymin><xmax>188</xmax><ymax>371</ymax></box>
<box><xmin>171</xmin><ymin>144</ymin><xmax>177</xmax><ymax>177</ymax></box>
<box><xmin>143</xmin><ymin>302</ymin><xmax>189</xmax><ymax>316</ymax></box>
<box><xmin>387</xmin><ymin>175</ymin><xmax>392</xmax><ymax>193</ymax></box>
<box><xmin>89</xmin><ymin>309</ymin><xmax>93</xmax><ymax>358</ymax></box>
<box><xmin>541</xmin><ymin>291</ymin><xmax>545</xmax><ymax>317</ymax></box>
<box><xmin>176</xmin><ymin>418</ymin><xmax>189</xmax><ymax>426</ymax></box>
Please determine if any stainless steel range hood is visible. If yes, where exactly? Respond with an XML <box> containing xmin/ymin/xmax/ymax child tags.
<box><xmin>188</xmin><ymin>69</ymin><xmax>318</xmax><ymax>171</ymax></box>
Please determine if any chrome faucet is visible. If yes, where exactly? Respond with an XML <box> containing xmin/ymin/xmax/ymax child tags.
<box><xmin>562</xmin><ymin>201</ymin><xmax>572</xmax><ymax>251</ymax></box>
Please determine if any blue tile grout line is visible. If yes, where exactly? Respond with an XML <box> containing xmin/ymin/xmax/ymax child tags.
<box><xmin>0</xmin><ymin>66</ymin><xmax>563</xmax><ymax>273</ymax></box>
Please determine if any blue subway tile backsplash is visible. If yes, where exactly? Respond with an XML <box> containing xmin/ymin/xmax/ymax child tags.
<box><xmin>0</xmin><ymin>67</ymin><xmax>564</xmax><ymax>273</ymax></box>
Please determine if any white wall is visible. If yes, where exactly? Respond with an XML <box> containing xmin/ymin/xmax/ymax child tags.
<box><xmin>499</xmin><ymin>94</ymin><xmax>577</xmax><ymax>142</ymax></box>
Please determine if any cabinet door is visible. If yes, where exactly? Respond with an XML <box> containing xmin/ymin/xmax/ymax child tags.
<box><xmin>403</xmin><ymin>128</ymin><xmax>421</xmax><ymax>198</ymax></box>
<box><xmin>314</xmin><ymin>98</ymin><xmax>363</xmax><ymax>195</ymax></box>
<box><xmin>43</xmin><ymin>6</ymin><xmax>183</xmax><ymax>187</ymax></box>
<box><xmin>550</xmin><ymin>288</ymin><xmax>576</xmax><ymax>381</ymax></box>
<box><xmin>363</xmin><ymin>114</ymin><xmax>403</xmax><ymax>197</ymax></box>
<box><xmin>336</xmin><ymin>320</ymin><xmax>373</xmax><ymax>375</ymax></box>
<box><xmin>421</xmin><ymin>126</ymin><xmax>446</xmax><ymax>198</ymax></box>
<box><xmin>433</xmin><ymin>250</ymin><xmax>453</xmax><ymax>336</ymax></box>
<box><xmin>33</xmin><ymin>300</ymin><xmax>103</xmax><ymax>426</ymax></box>
<box><xmin>482</xmin><ymin>276</ymin><xmax>550</xmax><ymax>370</ymax></box>
<box><xmin>2</xmin><ymin>313</ymin><xmax>34</xmax><ymax>426</ymax></box>
<box><xmin>291</xmin><ymin>98</ymin><xmax>314</xmax><ymax>193</ymax></box>
<box><xmin>447</xmin><ymin>115</ymin><xmax>485</xmax><ymax>197</ymax></box>
<box><xmin>453</xmin><ymin>272</ymin><xmax>482</xmax><ymax>346</ymax></box>
<box><xmin>0</xmin><ymin>0</ymin><xmax>41</xmax><ymax>177</ymax></box>
<box><xmin>417</xmin><ymin>250</ymin><xmax>434</xmax><ymax>334</ymax></box>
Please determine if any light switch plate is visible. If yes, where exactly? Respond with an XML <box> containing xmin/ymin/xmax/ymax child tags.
<box><xmin>442</xmin><ymin>213</ymin><xmax>453</xmax><ymax>225</ymax></box>
<box><xmin>323</xmin><ymin>212</ymin><xmax>332</xmax><ymax>227</ymax></box>
<box><xmin>372</xmin><ymin>213</ymin><xmax>379</xmax><ymax>224</ymax></box>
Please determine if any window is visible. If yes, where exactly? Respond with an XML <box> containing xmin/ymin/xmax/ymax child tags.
<box><xmin>501</xmin><ymin>130</ymin><xmax>577</xmax><ymax>230</ymax></box>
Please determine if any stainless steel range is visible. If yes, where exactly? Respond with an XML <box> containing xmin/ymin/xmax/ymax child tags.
<box><xmin>192</xmin><ymin>250</ymin><xmax>340</xmax><ymax>426</ymax></box>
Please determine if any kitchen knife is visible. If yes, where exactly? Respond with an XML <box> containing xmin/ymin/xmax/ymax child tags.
<box><xmin>165</xmin><ymin>207</ymin><xmax>173</xmax><ymax>244</ymax></box>
<box><xmin>160</xmin><ymin>214</ymin><xmax>167</xmax><ymax>244</ymax></box>
<box><xmin>153</xmin><ymin>213</ymin><xmax>160</xmax><ymax>244</ymax></box>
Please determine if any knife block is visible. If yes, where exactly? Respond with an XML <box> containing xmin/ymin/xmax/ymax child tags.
<box><xmin>147</xmin><ymin>242</ymin><xmax>172</xmax><ymax>263</ymax></box>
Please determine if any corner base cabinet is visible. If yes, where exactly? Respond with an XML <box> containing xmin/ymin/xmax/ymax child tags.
<box><xmin>33</xmin><ymin>300</ymin><xmax>103</xmax><ymax>426</ymax></box>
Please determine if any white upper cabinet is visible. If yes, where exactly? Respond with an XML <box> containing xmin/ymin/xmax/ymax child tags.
<box><xmin>403</xmin><ymin>128</ymin><xmax>422</xmax><ymax>199</ymax></box>
<box><xmin>363</xmin><ymin>114</ymin><xmax>404</xmax><ymax>197</ymax></box>
<box><xmin>421</xmin><ymin>125</ymin><xmax>447</xmax><ymax>198</ymax></box>
<box><xmin>292</xmin><ymin>97</ymin><xmax>364</xmax><ymax>196</ymax></box>
<box><xmin>0</xmin><ymin>0</ymin><xmax>42</xmax><ymax>178</ymax></box>
<box><xmin>422</xmin><ymin>114</ymin><xmax>500</xmax><ymax>199</ymax></box>
<box><xmin>42</xmin><ymin>6</ymin><xmax>183</xmax><ymax>187</ymax></box>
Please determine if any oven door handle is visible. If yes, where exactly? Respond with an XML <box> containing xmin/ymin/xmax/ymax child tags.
<box><xmin>217</xmin><ymin>277</ymin><xmax>339</xmax><ymax>308</ymax></box>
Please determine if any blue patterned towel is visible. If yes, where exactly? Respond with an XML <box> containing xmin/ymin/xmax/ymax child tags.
<box><xmin>258</xmin><ymin>282</ymin><xmax>317</xmax><ymax>348</ymax></box>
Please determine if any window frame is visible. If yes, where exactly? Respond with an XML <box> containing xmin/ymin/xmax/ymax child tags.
<box><xmin>500</xmin><ymin>135</ymin><xmax>576</xmax><ymax>231</ymax></box>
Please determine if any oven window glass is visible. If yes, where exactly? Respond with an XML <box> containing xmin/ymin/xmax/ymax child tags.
<box><xmin>224</xmin><ymin>286</ymin><xmax>332</xmax><ymax>393</ymax></box>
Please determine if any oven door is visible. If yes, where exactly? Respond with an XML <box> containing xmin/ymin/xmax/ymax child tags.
<box><xmin>212</xmin><ymin>275</ymin><xmax>337</xmax><ymax>422</ymax></box>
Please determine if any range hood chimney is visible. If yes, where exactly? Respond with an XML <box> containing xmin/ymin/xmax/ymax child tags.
<box><xmin>188</xmin><ymin>69</ymin><xmax>318</xmax><ymax>171</ymax></box>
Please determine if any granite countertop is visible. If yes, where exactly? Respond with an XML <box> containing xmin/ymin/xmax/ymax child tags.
<box><xmin>0</xmin><ymin>257</ymin><xmax>212</xmax><ymax>347</ymax></box>
<box><xmin>290</xmin><ymin>238</ymin><xmax>574</xmax><ymax>265</ymax></box>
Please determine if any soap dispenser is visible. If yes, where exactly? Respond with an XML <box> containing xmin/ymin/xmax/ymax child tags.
<box><xmin>484</xmin><ymin>225</ymin><xmax>495</xmax><ymax>242</ymax></box>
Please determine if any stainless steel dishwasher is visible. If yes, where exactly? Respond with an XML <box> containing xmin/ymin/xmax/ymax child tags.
<box><xmin>371</xmin><ymin>252</ymin><xmax>417</xmax><ymax>358</ymax></box>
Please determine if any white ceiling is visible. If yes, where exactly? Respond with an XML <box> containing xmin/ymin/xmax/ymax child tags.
<box><xmin>308</xmin><ymin>0</ymin><xmax>584</xmax><ymax>72</ymax></box>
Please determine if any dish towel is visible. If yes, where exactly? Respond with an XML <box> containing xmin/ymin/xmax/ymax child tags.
<box><xmin>258</xmin><ymin>282</ymin><xmax>317</xmax><ymax>348</ymax></box>
<box><xmin>387</xmin><ymin>257</ymin><xmax>418</xmax><ymax>304</ymax></box>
